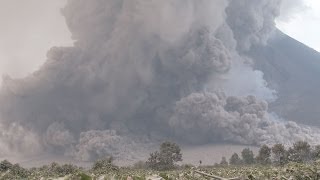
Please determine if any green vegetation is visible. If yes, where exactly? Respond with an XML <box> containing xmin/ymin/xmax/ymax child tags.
<box><xmin>2</xmin><ymin>141</ymin><xmax>320</xmax><ymax>179</ymax></box>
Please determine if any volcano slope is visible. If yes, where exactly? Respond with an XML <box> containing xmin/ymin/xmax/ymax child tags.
<box><xmin>249</xmin><ymin>30</ymin><xmax>320</xmax><ymax>126</ymax></box>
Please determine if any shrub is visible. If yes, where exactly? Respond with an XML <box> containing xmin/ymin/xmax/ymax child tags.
<box><xmin>10</xmin><ymin>163</ymin><xmax>30</xmax><ymax>178</ymax></box>
<box><xmin>92</xmin><ymin>157</ymin><xmax>119</xmax><ymax>173</ymax></box>
<box><xmin>0</xmin><ymin>160</ymin><xmax>12</xmax><ymax>172</ymax></box>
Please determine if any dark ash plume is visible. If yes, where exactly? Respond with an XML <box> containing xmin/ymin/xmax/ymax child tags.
<box><xmin>0</xmin><ymin>0</ymin><xmax>319</xmax><ymax>162</ymax></box>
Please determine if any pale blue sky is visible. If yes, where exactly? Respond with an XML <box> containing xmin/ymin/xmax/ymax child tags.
<box><xmin>0</xmin><ymin>0</ymin><xmax>318</xmax><ymax>80</ymax></box>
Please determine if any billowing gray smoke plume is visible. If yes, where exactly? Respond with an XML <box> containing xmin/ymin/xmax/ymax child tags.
<box><xmin>0</xmin><ymin>0</ymin><xmax>319</xmax><ymax>161</ymax></box>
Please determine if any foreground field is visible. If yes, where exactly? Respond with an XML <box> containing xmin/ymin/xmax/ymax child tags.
<box><xmin>2</xmin><ymin>161</ymin><xmax>320</xmax><ymax>180</ymax></box>
<box><xmin>1</xmin><ymin>141</ymin><xmax>319</xmax><ymax>179</ymax></box>
<box><xmin>82</xmin><ymin>162</ymin><xmax>320</xmax><ymax>180</ymax></box>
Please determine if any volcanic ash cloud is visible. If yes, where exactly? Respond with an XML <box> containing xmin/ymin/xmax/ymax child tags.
<box><xmin>0</xmin><ymin>0</ymin><xmax>319</xmax><ymax>161</ymax></box>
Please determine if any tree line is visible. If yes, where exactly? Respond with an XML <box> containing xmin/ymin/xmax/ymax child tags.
<box><xmin>145</xmin><ymin>140</ymin><xmax>320</xmax><ymax>171</ymax></box>
<box><xmin>1</xmin><ymin>140</ymin><xmax>319</xmax><ymax>176</ymax></box>
<box><xmin>220</xmin><ymin>141</ymin><xmax>320</xmax><ymax>167</ymax></box>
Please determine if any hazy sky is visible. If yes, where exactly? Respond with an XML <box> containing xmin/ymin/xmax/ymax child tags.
<box><xmin>0</xmin><ymin>0</ymin><xmax>72</xmax><ymax>79</ymax></box>
<box><xmin>277</xmin><ymin>0</ymin><xmax>320</xmax><ymax>52</ymax></box>
<box><xmin>0</xmin><ymin>0</ymin><xmax>318</xmax><ymax>81</ymax></box>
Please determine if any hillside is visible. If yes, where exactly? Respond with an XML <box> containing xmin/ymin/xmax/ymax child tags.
<box><xmin>249</xmin><ymin>30</ymin><xmax>320</xmax><ymax>126</ymax></box>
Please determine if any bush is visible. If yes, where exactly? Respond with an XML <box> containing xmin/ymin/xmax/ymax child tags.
<box><xmin>92</xmin><ymin>157</ymin><xmax>119</xmax><ymax>173</ymax></box>
<box><xmin>10</xmin><ymin>163</ymin><xmax>30</xmax><ymax>178</ymax></box>
<box><xmin>77</xmin><ymin>173</ymin><xmax>92</xmax><ymax>180</ymax></box>
<box><xmin>35</xmin><ymin>162</ymin><xmax>79</xmax><ymax>178</ymax></box>
<box><xmin>0</xmin><ymin>163</ymin><xmax>30</xmax><ymax>179</ymax></box>
<box><xmin>0</xmin><ymin>160</ymin><xmax>12</xmax><ymax>172</ymax></box>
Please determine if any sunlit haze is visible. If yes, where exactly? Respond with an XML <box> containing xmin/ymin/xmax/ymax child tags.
<box><xmin>277</xmin><ymin>0</ymin><xmax>320</xmax><ymax>52</ymax></box>
<box><xmin>0</xmin><ymin>0</ymin><xmax>72</xmax><ymax>80</ymax></box>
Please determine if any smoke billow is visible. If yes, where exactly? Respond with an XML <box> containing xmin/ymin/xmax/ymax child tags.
<box><xmin>226</xmin><ymin>0</ymin><xmax>281</xmax><ymax>51</ymax></box>
<box><xmin>0</xmin><ymin>0</ymin><xmax>319</xmax><ymax>161</ymax></box>
<box><xmin>170</xmin><ymin>92</ymin><xmax>320</xmax><ymax>146</ymax></box>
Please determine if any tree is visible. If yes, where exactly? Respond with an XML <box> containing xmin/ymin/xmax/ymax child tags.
<box><xmin>241</xmin><ymin>148</ymin><xmax>255</xmax><ymax>165</ymax></box>
<box><xmin>291</xmin><ymin>141</ymin><xmax>311</xmax><ymax>162</ymax></box>
<box><xmin>220</xmin><ymin>157</ymin><xmax>228</xmax><ymax>166</ymax></box>
<box><xmin>256</xmin><ymin>145</ymin><xmax>271</xmax><ymax>165</ymax></box>
<box><xmin>311</xmin><ymin>145</ymin><xmax>320</xmax><ymax>160</ymax></box>
<box><xmin>272</xmin><ymin>143</ymin><xmax>286</xmax><ymax>165</ymax></box>
<box><xmin>146</xmin><ymin>141</ymin><xmax>182</xmax><ymax>171</ymax></box>
<box><xmin>146</xmin><ymin>151</ymin><xmax>160</xmax><ymax>170</ymax></box>
<box><xmin>229</xmin><ymin>153</ymin><xmax>242</xmax><ymax>165</ymax></box>
<box><xmin>287</xmin><ymin>147</ymin><xmax>300</xmax><ymax>163</ymax></box>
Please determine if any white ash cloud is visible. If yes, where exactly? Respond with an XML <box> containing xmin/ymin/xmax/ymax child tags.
<box><xmin>0</xmin><ymin>0</ymin><xmax>319</xmax><ymax>161</ymax></box>
<box><xmin>45</xmin><ymin>122</ymin><xmax>75</xmax><ymax>147</ymax></box>
<box><xmin>66</xmin><ymin>130</ymin><xmax>154</xmax><ymax>161</ymax></box>
<box><xmin>208</xmin><ymin>57</ymin><xmax>277</xmax><ymax>102</ymax></box>
<box><xmin>0</xmin><ymin>123</ymin><xmax>42</xmax><ymax>156</ymax></box>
